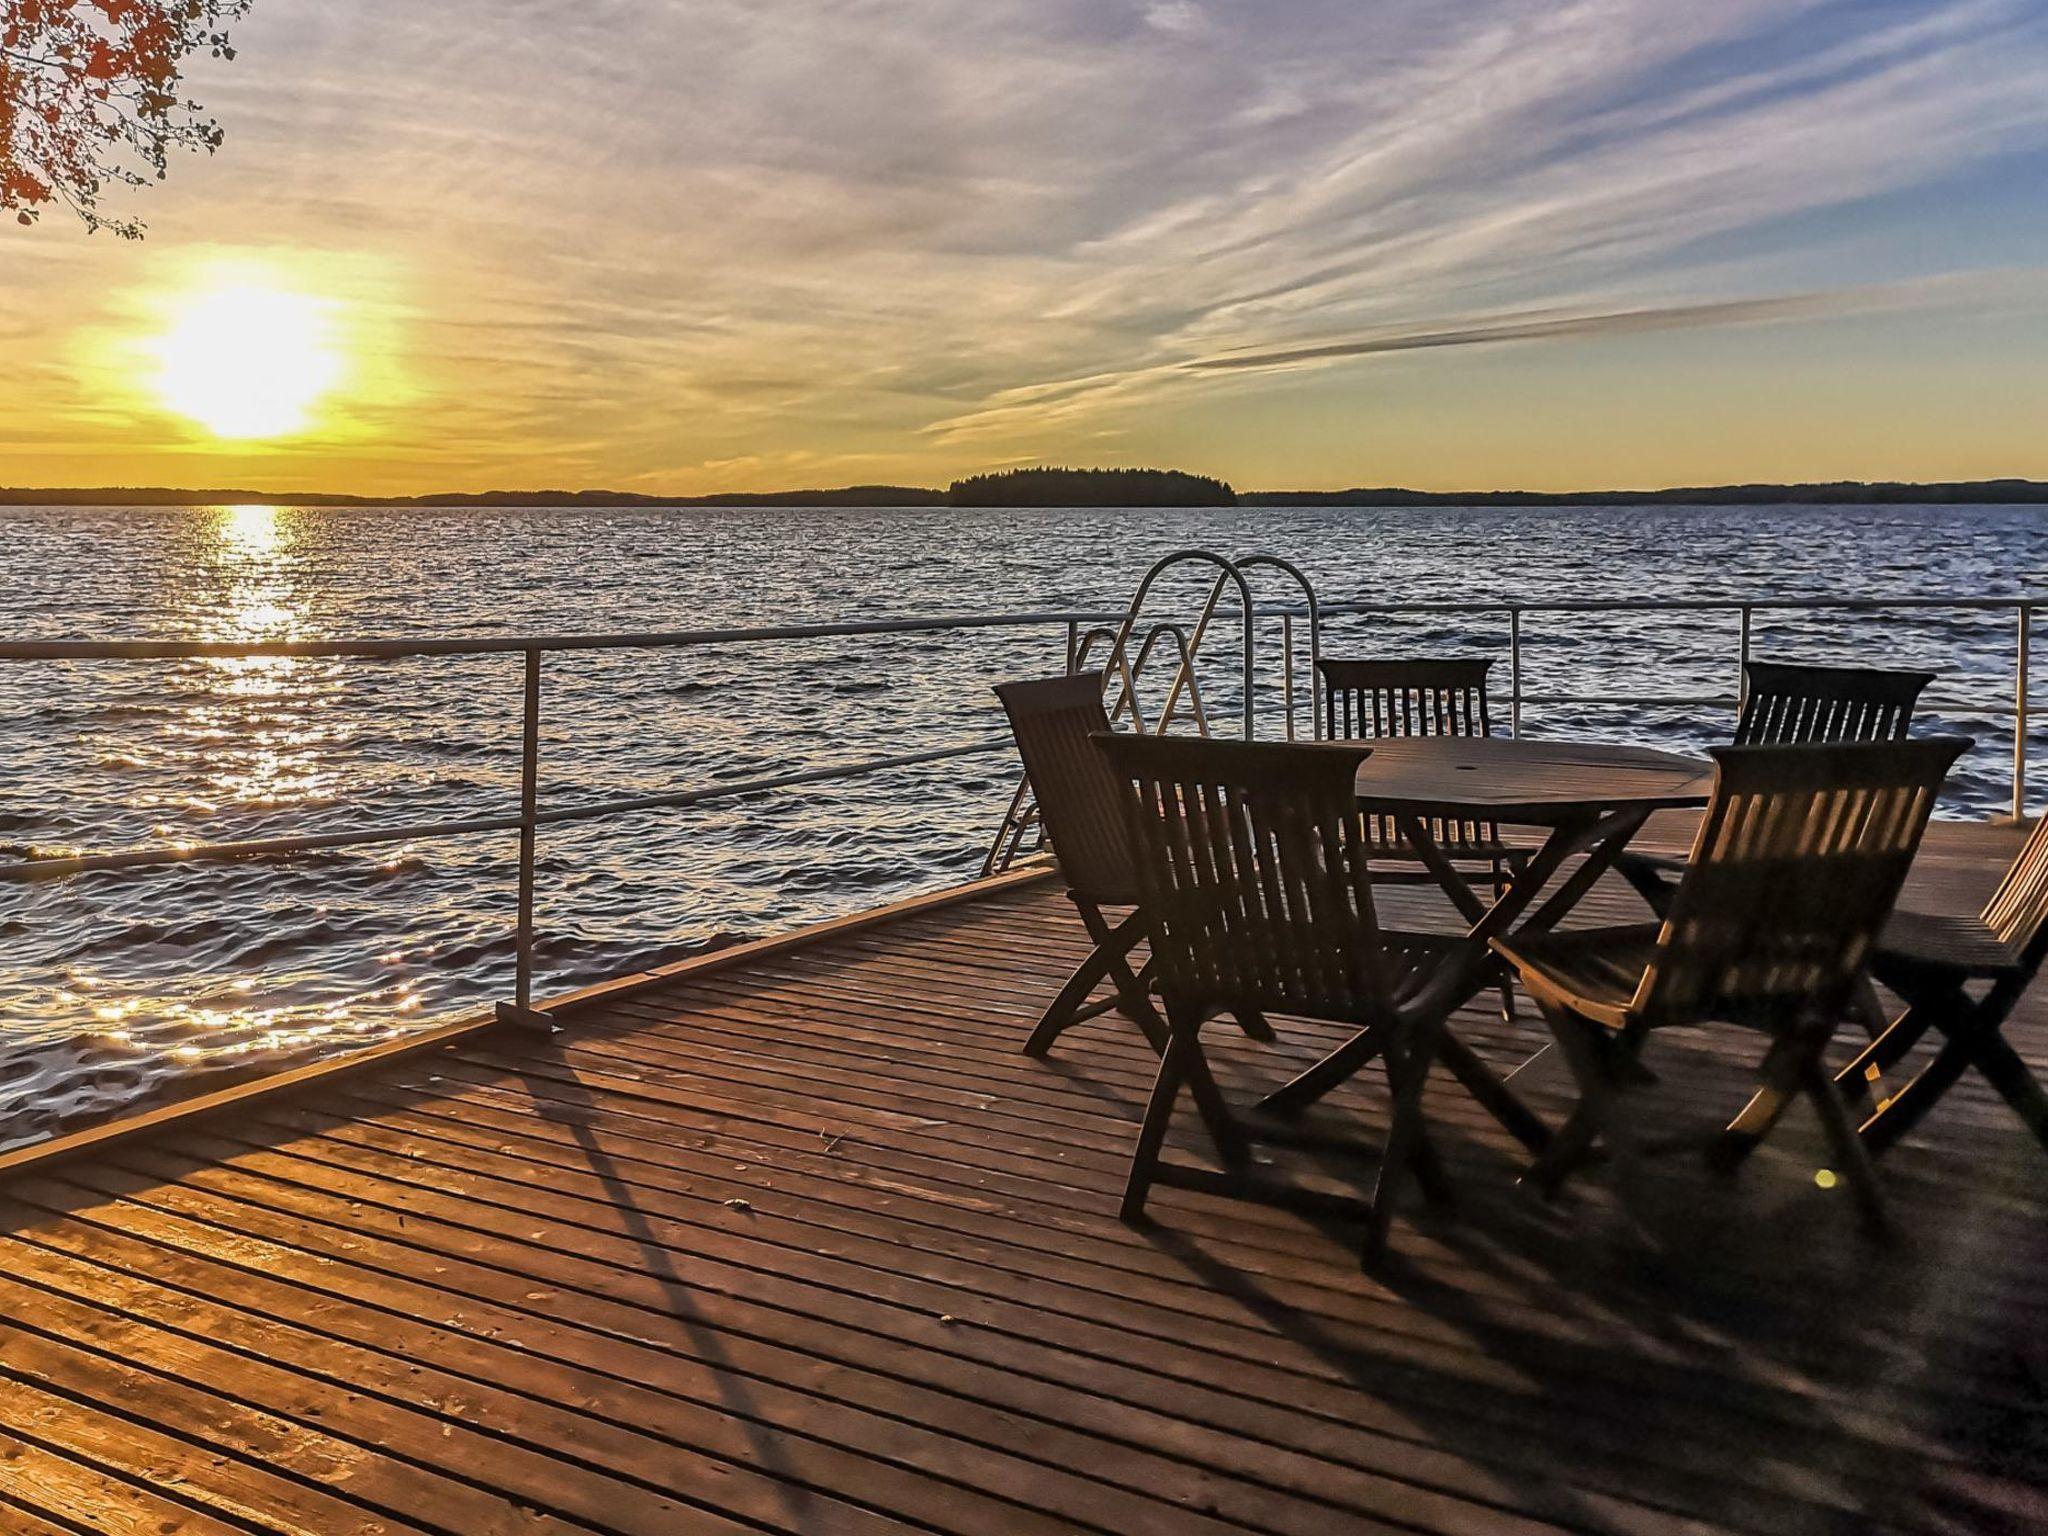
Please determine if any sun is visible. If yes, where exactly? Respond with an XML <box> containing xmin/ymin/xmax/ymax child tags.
<box><xmin>150</xmin><ymin>280</ymin><xmax>345</xmax><ymax>439</ymax></box>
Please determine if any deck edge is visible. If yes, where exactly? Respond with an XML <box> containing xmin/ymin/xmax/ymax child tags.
<box><xmin>542</xmin><ymin>861</ymin><xmax>1056</xmax><ymax>1017</ymax></box>
<box><xmin>0</xmin><ymin>862</ymin><xmax>1056</xmax><ymax>1185</ymax></box>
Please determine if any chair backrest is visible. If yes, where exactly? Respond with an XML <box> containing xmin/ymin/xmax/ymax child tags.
<box><xmin>1318</xmin><ymin>657</ymin><xmax>1500</xmax><ymax>856</ymax></box>
<box><xmin>993</xmin><ymin>672</ymin><xmax>1135</xmax><ymax>901</ymax></box>
<box><xmin>1735</xmin><ymin>659</ymin><xmax>1935</xmax><ymax>746</ymax></box>
<box><xmin>1984</xmin><ymin>813</ymin><xmax>2048</xmax><ymax>969</ymax></box>
<box><xmin>1318</xmin><ymin>658</ymin><xmax>1494</xmax><ymax>742</ymax></box>
<box><xmin>1634</xmin><ymin>737</ymin><xmax>1970</xmax><ymax>1028</ymax></box>
<box><xmin>1095</xmin><ymin>732</ymin><xmax>1396</xmax><ymax>1023</ymax></box>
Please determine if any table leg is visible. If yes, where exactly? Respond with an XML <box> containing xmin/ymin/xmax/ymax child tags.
<box><xmin>1516</xmin><ymin>809</ymin><xmax>1651</xmax><ymax>935</ymax></box>
<box><xmin>1258</xmin><ymin>809</ymin><xmax>1650</xmax><ymax>1138</ymax></box>
<box><xmin>1438</xmin><ymin>1028</ymin><xmax>1554</xmax><ymax>1155</ymax></box>
<box><xmin>1393</xmin><ymin>812</ymin><xmax>1490</xmax><ymax>924</ymax></box>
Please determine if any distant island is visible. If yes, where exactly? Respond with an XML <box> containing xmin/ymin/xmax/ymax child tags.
<box><xmin>948</xmin><ymin>466</ymin><xmax>1236</xmax><ymax>506</ymax></box>
<box><xmin>4</xmin><ymin>472</ymin><xmax>2046</xmax><ymax>508</ymax></box>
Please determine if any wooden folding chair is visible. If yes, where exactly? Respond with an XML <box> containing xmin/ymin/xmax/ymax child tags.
<box><xmin>1835</xmin><ymin>812</ymin><xmax>2048</xmax><ymax>1157</ymax></box>
<box><xmin>1618</xmin><ymin>658</ymin><xmax>1937</xmax><ymax>924</ymax></box>
<box><xmin>994</xmin><ymin>672</ymin><xmax>1271</xmax><ymax>1057</ymax></box>
<box><xmin>1096</xmin><ymin>732</ymin><xmax>1468</xmax><ymax>1265</ymax></box>
<box><xmin>1620</xmin><ymin>658</ymin><xmax>1941</xmax><ymax>1049</ymax></box>
<box><xmin>1319</xmin><ymin>658</ymin><xmax>1526</xmax><ymax>1019</ymax></box>
<box><xmin>1494</xmin><ymin>737</ymin><xmax>1970</xmax><ymax>1237</ymax></box>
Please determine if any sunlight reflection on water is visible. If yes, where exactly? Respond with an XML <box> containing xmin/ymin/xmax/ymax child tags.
<box><xmin>1</xmin><ymin>499</ymin><xmax>2042</xmax><ymax>1147</ymax></box>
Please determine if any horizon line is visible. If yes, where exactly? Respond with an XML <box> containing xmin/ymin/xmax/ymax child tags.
<box><xmin>4</xmin><ymin>474</ymin><xmax>2048</xmax><ymax>509</ymax></box>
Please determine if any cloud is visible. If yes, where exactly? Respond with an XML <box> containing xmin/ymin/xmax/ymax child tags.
<box><xmin>1184</xmin><ymin>271</ymin><xmax>2048</xmax><ymax>373</ymax></box>
<box><xmin>1144</xmin><ymin>2</ymin><xmax>1207</xmax><ymax>35</ymax></box>
<box><xmin>6</xmin><ymin>0</ymin><xmax>2048</xmax><ymax>488</ymax></box>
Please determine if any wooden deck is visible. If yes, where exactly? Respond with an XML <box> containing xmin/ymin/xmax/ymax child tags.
<box><xmin>2</xmin><ymin>820</ymin><xmax>2044</xmax><ymax>1535</ymax></box>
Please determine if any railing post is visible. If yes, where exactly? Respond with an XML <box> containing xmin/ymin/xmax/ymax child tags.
<box><xmin>1738</xmin><ymin>604</ymin><xmax>1753</xmax><ymax>723</ymax></box>
<box><xmin>1509</xmin><ymin>608</ymin><xmax>1523</xmax><ymax>739</ymax></box>
<box><xmin>1064</xmin><ymin>618</ymin><xmax>1079</xmax><ymax>675</ymax></box>
<box><xmin>498</xmin><ymin>648</ymin><xmax>554</xmax><ymax>1030</ymax></box>
<box><xmin>2016</xmin><ymin>604</ymin><xmax>2032</xmax><ymax>823</ymax></box>
<box><xmin>1282</xmin><ymin>614</ymin><xmax>1296</xmax><ymax>741</ymax></box>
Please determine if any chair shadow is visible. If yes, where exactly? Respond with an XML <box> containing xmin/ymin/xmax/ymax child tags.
<box><xmin>1127</xmin><ymin>1013</ymin><xmax>2048</xmax><ymax>1535</ymax></box>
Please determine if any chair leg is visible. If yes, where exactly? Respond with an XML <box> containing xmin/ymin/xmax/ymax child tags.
<box><xmin>1522</xmin><ymin>1005</ymin><xmax>1614</xmax><ymax>1198</ymax></box>
<box><xmin>1023</xmin><ymin>943</ymin><xmax>1115</xmax><ymax>1056</ymax></box>
<box><xmin>1617</xmin><ymin>859</ymin><xmax>1678</xmax><ymax>919</ymax></box>
<box><xmin>1028</xmin><ymin>900</ymin><xmax>1151</xmax><ymax>1055</ymax></box>
<box><xmin>1490</xmin><ymin>861</ymin><xmax>1518</xmax><ymax>1024</ymax></box>
<box><xmin>1121</xmin><ymin>1040</ymin><xmax>1185</xmax><ymax>1224</ymax></box>
<box><xmin>1363</xmin><ymin>1018</ymin><xmax>1441</xmax><ymax>1266</ymax></box>
<box><xmin>1858</xmin><ymin>1010</ymin><xmax>1980</xmax><ymax>1156</ymax></box>
<box><xmin>1847</xmin><ymin>973</ymin><xmax>1892</xmax><ymax>1045</ymax></box>
<box><xmin>1710</xmin><ymin>1035</ymin><xmax>1805</xmax><ymax>1174</ymax></box>
<box><xmin>1971</xmin><ymin>1033</ymin><xmax>2048</xmax><ymax>1155</ymax></box>
<box><xmin>1802</xmin><ymin>1055</ymin><xmax>1893</xmax><ymax>1240</ymax></box>
<box><xmin>1170</xmin><ymin>1012</ymin><xmax>1251</xmax><ymax>1169</ymax></box>
<box><xmin>1233</xmin><ymin>1008</ymin><xmax>1276</xmax><ymax>1042</ymax></box>
<box><xmin>1834</xmin><ymin>998</ymin><xmax>1928</xmax><ymax>1109</ymax></box>
<box><xmin>1081</xmin><ymin>901</ymin><xmax>1173</xmax><ymax>1052</ymax></box>
<box><xmin>1257</xmin><ymin>1023</ymin><xmax>1386</xmax><ymax>1117</ymax></box>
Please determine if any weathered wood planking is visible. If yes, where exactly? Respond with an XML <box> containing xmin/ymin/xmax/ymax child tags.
<box><xmin>0</xmin><ymin>821</ymin><xmax>2042</xmax><ymax>1535</ymax></box>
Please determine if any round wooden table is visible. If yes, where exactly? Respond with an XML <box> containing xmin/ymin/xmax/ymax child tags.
<box><xmin>1261</xmin><ymin>736</ymin><xmax>1714</xmax><ymax>1152</ymax></box>
<box><xmin>1350</xmin><ymin>735</ymin><xmax>1715</xmax><ymax>825</ymax></box>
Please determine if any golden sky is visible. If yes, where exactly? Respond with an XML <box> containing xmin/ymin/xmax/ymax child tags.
<box><xmin>5</xmin><ymin>1</ymin><xmax>2048</xmax><ymax>495</ymax></box>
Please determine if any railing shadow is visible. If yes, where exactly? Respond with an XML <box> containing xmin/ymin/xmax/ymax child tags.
<box><xmin>500</xmin><ymin>1037</ymin><xmax>827</xmax><ymax>1531</ymax></box>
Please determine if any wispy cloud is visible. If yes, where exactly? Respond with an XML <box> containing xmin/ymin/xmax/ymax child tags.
<box><xmin>1186</xmin><ymin>269</ymin><xmax>2048</xmax><ymax>372</ymax></box>
<box><xmin>5</xmin><ymin>0</ymin><xmax>2048</xmax><ymax>489</ymax></box>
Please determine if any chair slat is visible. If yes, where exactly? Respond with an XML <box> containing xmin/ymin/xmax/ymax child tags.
<box><xmin>1316</xmin><ymin>658</ymin><xmax>1511</xmax><ymax>864</ymax></box>
<box><xmin>1100</xmin><ymin>733</ymin><xmax>1391</xmax><ymax>1020</ymax></box>
<box><xmin>994</xmin><ymin>672</ymin><xmax>1136</xmax><ymax>903</ymax></box>
<box><xmin>1636</xmin><ymin>739</ymin><xmax>1967</xmax><ymax>1028</ymax></box>
<box><xmin>1734</xmin><ymin>660</ymin><xmax>1934</xmax><ymax>747</ymax></box>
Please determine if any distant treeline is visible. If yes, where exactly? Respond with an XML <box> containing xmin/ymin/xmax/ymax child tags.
<box><xmin>0</xmin><ymin>484</ymin><xmax>947</xmax><ymax>508</ymax></box>
<box><xmin>1241</xmin><ymin>479</ymin><xmax>2048</xmax><ymax>506</ymax></box>
<box><xmin>5</xmin><ymin>475</ymin><xmax>2045</xmax><ymax>509</ymax></box>
<box><xmin>947</xmin><ymin>467</ymin><xmax>1238</xmax><ymax>507</ymax></box>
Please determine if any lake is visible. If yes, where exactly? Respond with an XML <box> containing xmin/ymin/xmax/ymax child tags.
<box><xmin>3</xmin><ymin>500</ymin><xmax>2043</xmax><ymax>1147</ymax></box>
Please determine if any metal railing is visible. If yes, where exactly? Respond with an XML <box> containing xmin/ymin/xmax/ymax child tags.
<box><xmin>0</xmin><ymin>609</ymin><xmax>1125</xmax><ymax>1019</ymax></box>
<box><xmin>3</xmin><ymin>588</ymin><xmax>2042</xmax><ymax>1024</ymax></box>
<box><xmin>983</xmin><ymin>548</ymin><xmax>1324</xmax><ymax>872</ymax></box>
<box><xmin>1315</xmin><ymin>595</ymin><xmax>2040</xmax><ymax>822</ymax></box>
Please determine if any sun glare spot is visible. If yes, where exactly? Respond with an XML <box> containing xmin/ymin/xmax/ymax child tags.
<box><xmin>151</xmin><ymin>281</ymin><xmax>344</xmax><ymax>438</ymax></box>
<box><xmin>222</xmin><ymin>502</ymin><xmax>283</xmax><ymax>554</ymax></box>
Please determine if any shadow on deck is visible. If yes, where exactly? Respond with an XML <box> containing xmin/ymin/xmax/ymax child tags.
<box><xmin>0</xmin><ymin>820</ymin><xmax>2043</xmax><ymax>1534</ymax></box>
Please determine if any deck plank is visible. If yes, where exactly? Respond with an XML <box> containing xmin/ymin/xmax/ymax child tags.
<box><xmin>2</xmin><ymin>821</ymin><xmax>2044</xmax><ymax>1535</ymax></box>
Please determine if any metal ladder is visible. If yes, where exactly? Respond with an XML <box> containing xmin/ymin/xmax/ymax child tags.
<box><xmin>982</xmin><ymin>550</ymin><xmax>1322</xmax><ymax>875</ymax></box>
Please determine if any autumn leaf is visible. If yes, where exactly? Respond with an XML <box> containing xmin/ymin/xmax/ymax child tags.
<box><xmin>1</xmin><ymin>0</ymin><xmax>251</xmax><ymax>237</ymax></box>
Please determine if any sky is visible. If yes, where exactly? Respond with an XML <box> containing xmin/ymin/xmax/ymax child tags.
<box><xmin>5</xmin><ymin>0</ymin><xmax>2048</xmax><ymax>495</ymax></box>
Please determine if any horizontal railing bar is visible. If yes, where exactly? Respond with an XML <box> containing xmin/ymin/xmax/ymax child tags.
<box><xmin>6</xmin><ymin>594</ymin><xmax>2043</xmax><ymax>664</ymax></box>
<box><xmin>535</xmin><ymin>736</ymin><xmax>1015</xmax><ymax>826</ymax></box>
<box><xmin>0</xmin><ymin>609</ymin><xmax>1130</xmax><ymax>663</ymax></box>
<box><xmin>1506</xmin><ymin>694</ymin><xmax>2037</xmax><ymax>712</ymax></box>
<box><xmin>1321</xmin><ymin>596</ymin><xmax>2045</xmax><ymax>617</ymax></box>
<box><xmin>0</xmin><ymin>813</ymin><xmax>525</xmax><ymax>881</ymax></box>
<box><xmin>0</xmin><ymin>735</ymin><xmax>1019</xmax><ymax>882</ymax></box>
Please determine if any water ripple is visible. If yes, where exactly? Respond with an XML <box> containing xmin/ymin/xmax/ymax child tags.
<box><xmin>1</xmin><ymin>499</ymin><xmax>2042</xmax><ymax>1147</ymax></box>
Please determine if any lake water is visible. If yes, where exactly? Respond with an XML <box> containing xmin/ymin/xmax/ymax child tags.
<box><xmin>3</xmin><ymin>500</ymin><xmax>2043</xmax><ymax>1148</ymax></box>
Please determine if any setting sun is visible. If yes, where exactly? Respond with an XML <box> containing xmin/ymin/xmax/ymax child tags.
<box><xmin>149</xmin><ymin>279</ymin><xmax>344</xmax><ymax>439</ymax></box>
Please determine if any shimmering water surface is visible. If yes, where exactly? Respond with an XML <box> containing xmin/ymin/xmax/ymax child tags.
<box><xmin>3</xmin><ymin>501</ymin><xmax>2043</xmax><ymax>1147</ymax></box>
